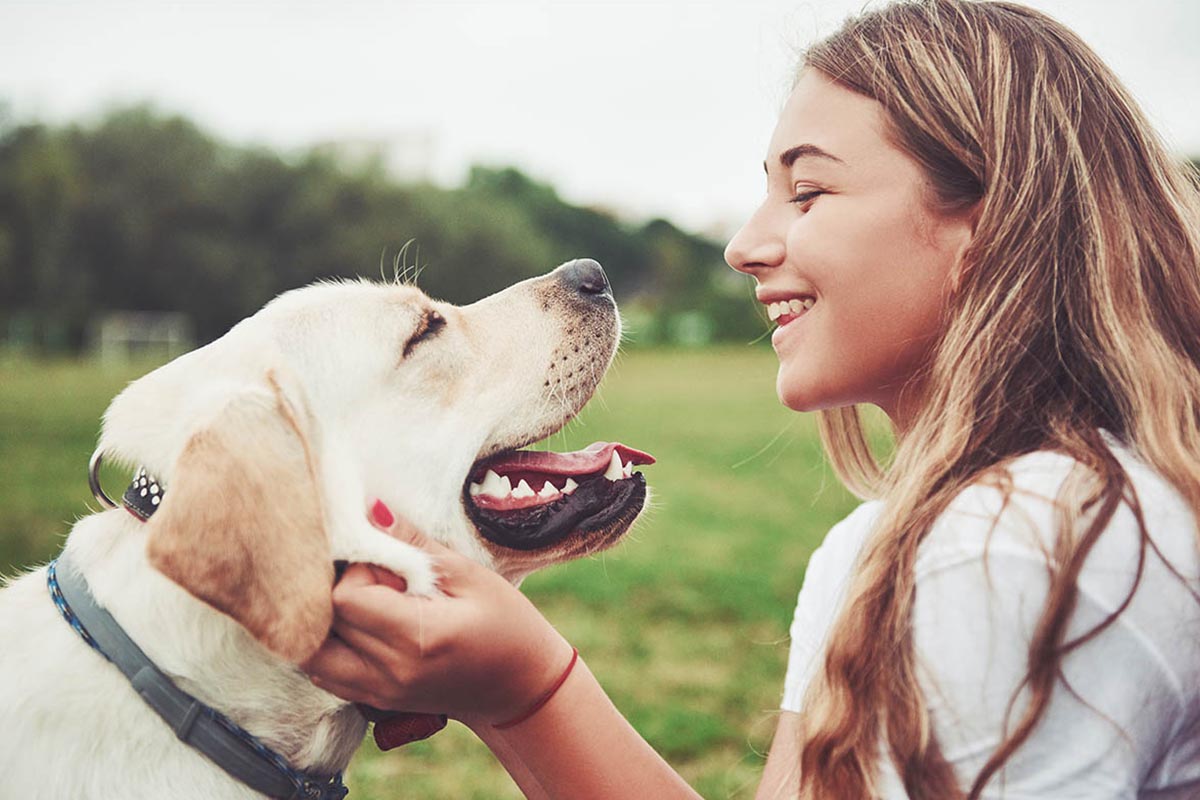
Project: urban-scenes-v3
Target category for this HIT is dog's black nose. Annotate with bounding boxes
[559,258,611,298]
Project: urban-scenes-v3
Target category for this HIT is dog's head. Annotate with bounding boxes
[97,259,651,663]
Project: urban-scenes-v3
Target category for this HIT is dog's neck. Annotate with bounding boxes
[63,511,367,774]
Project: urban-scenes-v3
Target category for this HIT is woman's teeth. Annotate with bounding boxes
[767,297,815,322]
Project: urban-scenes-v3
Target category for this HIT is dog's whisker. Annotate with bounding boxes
[391,238,425,286]
[379,247,392,284]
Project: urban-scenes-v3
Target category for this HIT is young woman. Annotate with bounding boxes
[304,1,1200,797]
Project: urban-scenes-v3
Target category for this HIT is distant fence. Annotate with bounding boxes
[621,307,716,348]
[89,311,194,363]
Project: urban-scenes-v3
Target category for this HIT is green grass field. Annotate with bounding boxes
[0,347,862,799]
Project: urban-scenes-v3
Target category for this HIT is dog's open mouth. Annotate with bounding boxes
[463,442,654,551]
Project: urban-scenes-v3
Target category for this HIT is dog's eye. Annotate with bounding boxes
[403,309,446,357]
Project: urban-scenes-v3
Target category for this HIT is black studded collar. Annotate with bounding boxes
[123,466,164,521]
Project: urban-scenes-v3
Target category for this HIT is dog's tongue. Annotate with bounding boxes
[477,441,654,478]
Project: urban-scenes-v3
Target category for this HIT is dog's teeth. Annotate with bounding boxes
[512,479,535,499]
[538,482,560,499]
[478,469,507,498]
[622,461,633,478]
[469,482,483,496]
[604,451,624,481]
[562,478,578,494]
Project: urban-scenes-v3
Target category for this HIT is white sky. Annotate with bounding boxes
[2,0,1197,237]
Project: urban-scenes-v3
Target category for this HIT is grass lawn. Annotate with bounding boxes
[0,347,863,799]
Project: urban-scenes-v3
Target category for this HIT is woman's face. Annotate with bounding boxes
[725,69,974,429]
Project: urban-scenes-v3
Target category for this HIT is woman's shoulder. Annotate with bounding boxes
[791,500,886,632]
[913,437,1200,784]
[827,497,886,544]
[810,499,886,574]
[925,435,1198,565]
[919,434,1200,689]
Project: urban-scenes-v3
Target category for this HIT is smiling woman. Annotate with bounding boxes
[725,68,976,428]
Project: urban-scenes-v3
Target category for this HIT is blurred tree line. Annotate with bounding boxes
[0,105,763,354]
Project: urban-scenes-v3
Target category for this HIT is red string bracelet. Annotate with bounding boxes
[492,646,580,730]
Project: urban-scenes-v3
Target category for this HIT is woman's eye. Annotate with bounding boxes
[790,189,825,208]
[403,310,446,357]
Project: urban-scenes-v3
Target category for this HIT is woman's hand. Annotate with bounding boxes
[302,504,574,728]
[307,505,701,800]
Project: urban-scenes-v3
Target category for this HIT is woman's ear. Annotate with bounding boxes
[948,200,982,295]
[145,370,335,664]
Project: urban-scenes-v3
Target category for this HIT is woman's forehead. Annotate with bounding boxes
[765,69,894,174]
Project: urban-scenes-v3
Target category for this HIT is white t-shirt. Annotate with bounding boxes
[781,443,1200,798]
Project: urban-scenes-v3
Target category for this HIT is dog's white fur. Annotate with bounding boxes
[0,264,626,799]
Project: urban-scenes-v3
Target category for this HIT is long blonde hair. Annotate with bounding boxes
[795,1,1200,797]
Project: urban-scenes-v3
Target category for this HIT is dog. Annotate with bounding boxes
[0,259,652,799]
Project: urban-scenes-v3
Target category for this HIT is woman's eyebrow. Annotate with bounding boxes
[763,143,846,174]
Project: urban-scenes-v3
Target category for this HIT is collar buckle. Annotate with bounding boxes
[297,777,349,800]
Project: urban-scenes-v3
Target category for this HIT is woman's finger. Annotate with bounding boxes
[329,609,424,681]
[390,514,439,549]
[370,499,444,551]
[305,634,377,681]
[368,500,477,591]
[311,662,411,713]
[332,578,433,641]
[336,561,407,593]
[318,612,451,714]
[374,500,499,599]
[311,673,376,706]
[388,512,461,560]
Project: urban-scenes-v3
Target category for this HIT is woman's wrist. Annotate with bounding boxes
[459,629,578,729]
[470,591,579,724]
[492,645,580,729]
[477,656,702,800]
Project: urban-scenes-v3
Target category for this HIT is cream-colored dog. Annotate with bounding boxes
[0,259,651,799]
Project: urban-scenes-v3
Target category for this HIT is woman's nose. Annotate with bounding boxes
[724,205,786,275]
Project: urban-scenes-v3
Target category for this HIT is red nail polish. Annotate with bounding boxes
[371,499,394,528]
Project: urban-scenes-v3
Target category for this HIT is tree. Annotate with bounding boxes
[0,105,764,352]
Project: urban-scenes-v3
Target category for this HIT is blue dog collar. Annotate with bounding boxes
[47,554,349,800]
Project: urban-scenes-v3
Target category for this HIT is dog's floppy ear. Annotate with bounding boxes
[145,370,334,664]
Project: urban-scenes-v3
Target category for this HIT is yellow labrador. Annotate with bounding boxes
[0,260,652,799]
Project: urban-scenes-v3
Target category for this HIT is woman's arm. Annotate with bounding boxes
[470,723,551,800]
[477,658,701,800]
[755,712,801,800]
[303,518,702,799]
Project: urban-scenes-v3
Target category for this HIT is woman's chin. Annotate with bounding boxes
[779,393,812,412]
[776,371,854,414]
[776,374,822,412]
